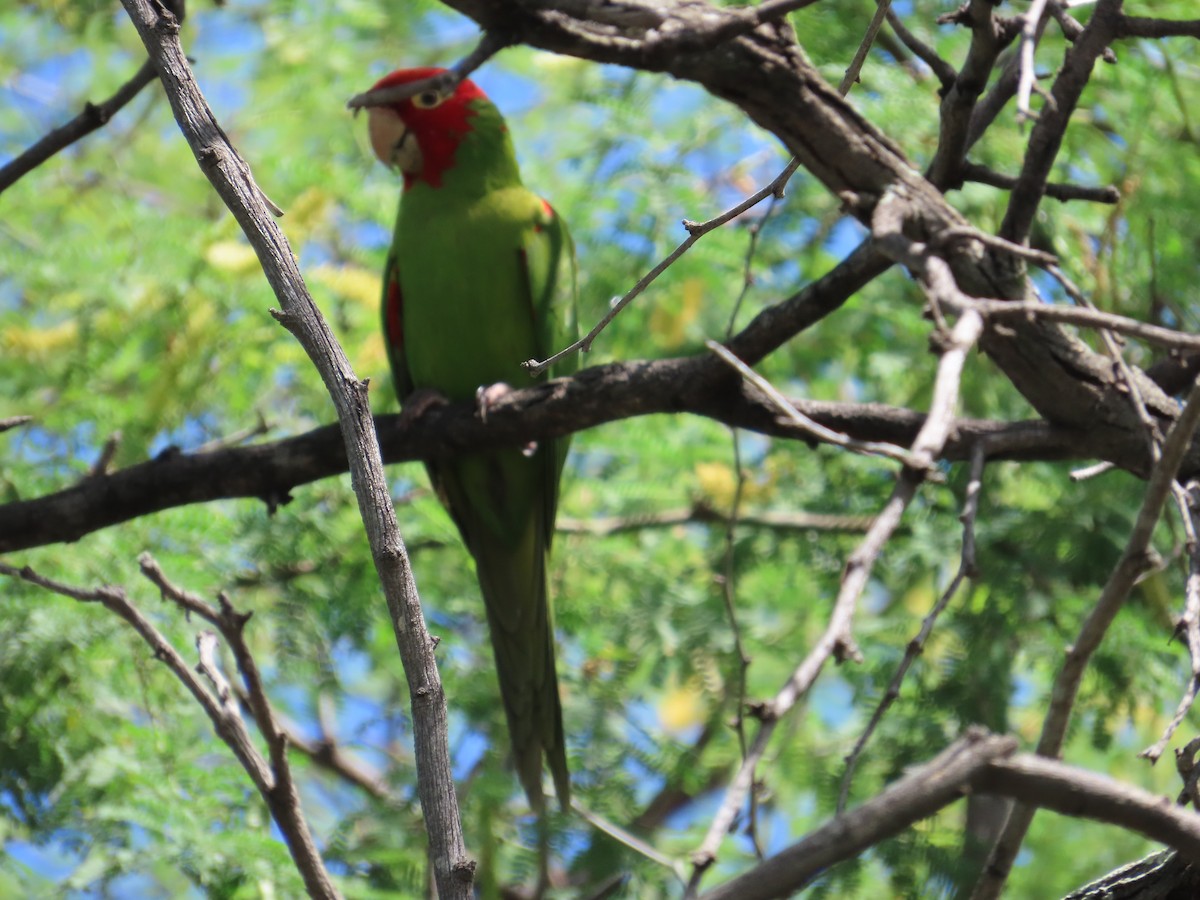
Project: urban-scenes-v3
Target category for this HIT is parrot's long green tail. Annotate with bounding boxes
[469,518,569,811]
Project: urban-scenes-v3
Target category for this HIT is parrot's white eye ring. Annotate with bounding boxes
[412,90,446,109]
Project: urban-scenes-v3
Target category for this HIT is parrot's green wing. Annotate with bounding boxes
[521,198,579,544]
[524,198,579,382]
[502,196,578,804]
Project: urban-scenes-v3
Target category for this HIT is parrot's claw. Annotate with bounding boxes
[520,441,538,458]
[475,382,514,423]
[398,388,449,429]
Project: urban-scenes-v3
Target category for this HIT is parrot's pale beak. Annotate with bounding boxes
[367,107,422,174]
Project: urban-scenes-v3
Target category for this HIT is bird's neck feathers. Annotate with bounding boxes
[406,99,523,198]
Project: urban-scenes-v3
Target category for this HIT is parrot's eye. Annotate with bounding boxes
[412,90,446,109]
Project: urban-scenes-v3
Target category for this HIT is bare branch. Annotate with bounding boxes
[951,298,1200,354]
[557,504,872,536]
[687,302,985,893]
[700,730,1020,900]
[0,561,340,899]
[838,0,892,95]
[523,158,800,375]
[928,0,1021,189]
[960,161,1121,204]
[0,60,158,195]
[886,8,957,87]
[1142,482,1200,762]
[116,0,472,893]
[573,800,687,880]
[1117,16,1200,40]
[1177,737,1200,807]
[1016,0,1052,124]
[837,442,987,812]
[706,340,929,469]
[702,731,1200,900]
[999,0,1122,242]
[973,371,1200,899]
[0,374,1083,555]
[346,30,513,109]
[0,416,34,434]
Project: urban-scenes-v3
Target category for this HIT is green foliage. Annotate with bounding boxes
[3,1,1200,897]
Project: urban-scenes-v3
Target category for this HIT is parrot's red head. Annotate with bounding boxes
[364,67,489,189]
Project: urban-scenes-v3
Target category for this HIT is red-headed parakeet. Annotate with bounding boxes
[362,67,577,810]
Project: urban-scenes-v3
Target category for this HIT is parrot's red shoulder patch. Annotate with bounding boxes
[385,277,405,348]
[533,198,555,234]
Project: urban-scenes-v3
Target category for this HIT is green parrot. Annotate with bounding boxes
[362,67,578,810]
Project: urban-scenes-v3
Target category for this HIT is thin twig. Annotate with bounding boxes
[714,189,784,861]
[346,30,513,109]
[839,0,893,94]
[523,160,800,375]
[1051,266,1166,459]
[705,341,929,470]
[1070,460,1115,482]
[556,505,873,536]
[1017,0,1052,124]
[886,8,957,85]
[84,432,123,480]
[837,441,987,812]
[195,630,234,703]
[193,412,271,454]
[233,683,405,804]
[0,560,341,899]
[0,416,33,434]
[944,298,1200,354]
[572,800,688,881]
[960,161,1120,204]
[933,225,1058,268]
[1142,481,1200,762]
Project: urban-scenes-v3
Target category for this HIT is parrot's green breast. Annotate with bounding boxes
[396,184,543,400]
[394,183,552,542]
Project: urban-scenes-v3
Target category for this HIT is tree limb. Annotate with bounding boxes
[0,369,1084,554]
[0,56,160,194]
[700,730,1200,900]
[116,1,472,894]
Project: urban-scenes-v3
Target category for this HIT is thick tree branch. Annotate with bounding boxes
[700,729,1200,900]
[0,365,1084,555]
[1116,16,1200,40]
